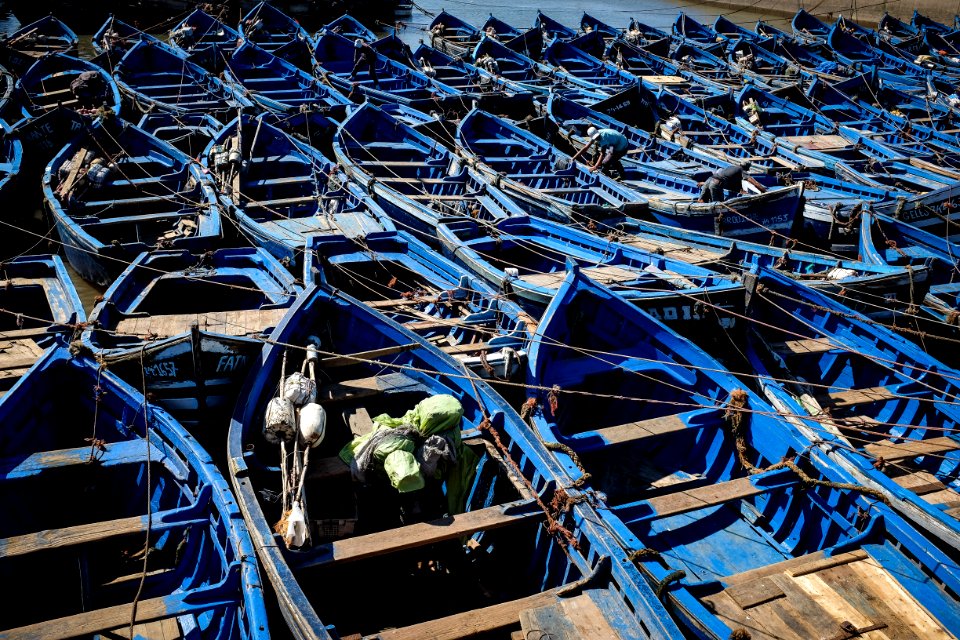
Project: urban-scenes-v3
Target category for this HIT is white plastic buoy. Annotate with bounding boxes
[264,397,296,444]
[283,371,316,405]
[299,403,327,448]
[284,501,307,547]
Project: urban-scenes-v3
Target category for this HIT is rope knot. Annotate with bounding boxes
[519,396,538,420]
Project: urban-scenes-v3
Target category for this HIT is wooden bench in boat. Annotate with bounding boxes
[519,265,640,289]
[702,548,953,639]
[643,474,793,519]
[316,372,428,404]
[0,508,206,559]
[619,237,719,264]
[519,592,624,640]
[770,338,839,356]
[863,436,960,463]
[0,581,230,640]
[293,499,541,571]
[815,385,896,409]
[365,587,566,640]
[114,308,287,338]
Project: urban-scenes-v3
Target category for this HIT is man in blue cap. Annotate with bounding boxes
[571,126,630,176]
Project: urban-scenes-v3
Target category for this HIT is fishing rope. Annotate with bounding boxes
[129,343,153,636]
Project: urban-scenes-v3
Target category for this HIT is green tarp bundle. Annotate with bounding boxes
[339,394,478,514]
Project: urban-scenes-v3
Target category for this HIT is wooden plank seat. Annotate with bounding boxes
[0,438,164,480]
[316,371,427,404]
[0,506,208,559]
[114,308,287,338]
[816,385,896,409]
[563,410,721,453]
[366,587,565,640]
[0,580,234,640]
[618,468,798,521]
[863,437,960,463]
[293,499,541,571]
[244,195,319,209]
[770,338,840,355]
[317,343,421,368]
[519,265,641,289]
[703,548,952,640]
[520,592,623,640]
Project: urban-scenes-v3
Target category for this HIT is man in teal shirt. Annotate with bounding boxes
[571,126,630,176]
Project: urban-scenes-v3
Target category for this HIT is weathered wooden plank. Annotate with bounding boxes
[786,550,870,578]
[558,594,622,639]
[0,439,157,479]
[863,437,960,463]
[366,588,564,640]
[0,596,175,640]
[294,500,541,570]
[590,414,689,446]
[892,471,947,496]
[846,556,952,639]
[0,354,40,371]
[722,550,866,587]
[0,511,202,558]
[645,475,783,519]
[115,308,286,338]
[318,343,420,368]
[770,338,838,355]
[726,576,786,610]
[316,377,384,403]
[823,386,895,408]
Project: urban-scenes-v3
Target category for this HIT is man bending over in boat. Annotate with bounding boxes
[351,38,380,88]
[571,126,630,176]
[698,161,764,202]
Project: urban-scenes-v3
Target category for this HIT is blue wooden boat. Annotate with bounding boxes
[791,8,832,42]
[92,15,163,57]
[542,36,638,94]
[317,14,377,43]
[137,112,222,159]
[313,31,459,109]
[713,15,760,41]
[652,89,818,173]
[828,23,948,80]
[437,214,744,322]
[457,108,647,223]
[858,209,960,342]
[613,215,929,312]
[303,230,534,378]
[428,10,480,57]
[649,38,756,91]
[239,2,311,53]
[228,282,679,639]
[878,12,920,44]
[82,248,300,427]
[42,118,222,287]
[673,13,728,52]
[225,41,351,114]
[334,103,525,241]
[746,265,960,549]
[578,13,624,44]
[544,92,727,181]
[0,254,85,395]
[535,11,578,42]
[169,8,241,67]
[0,117,22,198]
[527,265,960,639]
[0,344,270,638]
[470,36,596,95]
[912,9,954,34]
[112,40,254,117]
[726,38,798,82]
[204,113,393,265]
[480,14,523,41]
[409,41,531,97]
[0,15,78,74]
[606,38,729,98]
[755,34,854,78]
[755,20,793,39]
[15,54,122,121]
